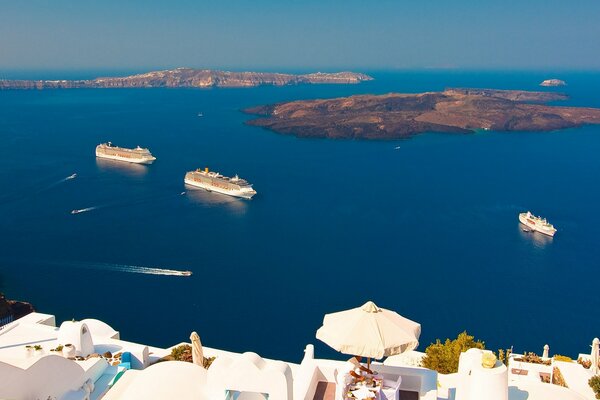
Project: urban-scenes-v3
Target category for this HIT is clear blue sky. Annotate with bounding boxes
[1,0,599,71]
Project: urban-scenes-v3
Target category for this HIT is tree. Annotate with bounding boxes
[421,331,485,374]
[589,375,600,399]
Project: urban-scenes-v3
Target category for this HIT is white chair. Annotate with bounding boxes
[334,368,346,400]
[380,375,402,400]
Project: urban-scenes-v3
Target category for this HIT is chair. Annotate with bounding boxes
[334,368,346,400]
[380,375,402,400]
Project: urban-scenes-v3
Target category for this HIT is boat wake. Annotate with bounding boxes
[40,173,78,192]
[28,260,192,277]
[71,206,99,215]
[101,263,192,276]
[70,191,183,215]
[0,174,80,205]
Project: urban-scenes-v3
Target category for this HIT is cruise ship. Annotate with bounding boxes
[519,211,557,237]
[95,142,156,164]
[184,167,257,199]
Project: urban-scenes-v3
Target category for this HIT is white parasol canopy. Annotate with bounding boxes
[316,301,421,360]
[592,338,599,375]
[190,331,204,368]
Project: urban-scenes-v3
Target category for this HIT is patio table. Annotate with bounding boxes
[347,378,382,400]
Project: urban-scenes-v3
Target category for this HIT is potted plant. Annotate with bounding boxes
[25,345,34,357]
[63,343,76,357]
[33,345,44,355]
[50,345,64,355]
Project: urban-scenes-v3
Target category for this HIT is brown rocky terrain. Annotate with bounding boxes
[244,88,600,139]
[0,68,372,89]
[0,292,34,322]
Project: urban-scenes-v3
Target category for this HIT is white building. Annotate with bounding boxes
[0,312,597,400]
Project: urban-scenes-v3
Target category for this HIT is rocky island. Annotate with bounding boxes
[540,79,566,87]
[0,68,372,90]
[244,88,600,139]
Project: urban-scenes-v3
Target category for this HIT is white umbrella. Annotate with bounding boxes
[190,331,204,368]
[542,344,549,359]
[592,338,599,375]
[316,301,421,367]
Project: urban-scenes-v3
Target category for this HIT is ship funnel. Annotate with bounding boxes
[205,167,209,173]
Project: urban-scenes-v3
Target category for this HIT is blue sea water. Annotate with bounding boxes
[0,71,599,362]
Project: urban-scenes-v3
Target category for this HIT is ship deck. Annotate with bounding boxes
[187,171,252,187]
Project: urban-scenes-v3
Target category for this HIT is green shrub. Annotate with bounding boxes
[552,367,568,387]
[590,376,600,399]
[170,344,193,362]
[514,352,551,365]
[421,331,485,374]
[203,356,216,369]
[578,357,592,369]
[553,355,572,362]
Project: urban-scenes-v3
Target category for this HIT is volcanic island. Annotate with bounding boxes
[0,68,372,89]
[244,88,600,140]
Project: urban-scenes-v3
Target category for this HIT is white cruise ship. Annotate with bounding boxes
[95,142,156,164]
[184,167,257,199]
[519,211,557,237]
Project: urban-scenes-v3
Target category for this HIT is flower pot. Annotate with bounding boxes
[63,344,76,358]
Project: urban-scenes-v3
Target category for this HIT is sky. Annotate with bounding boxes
[0,0,599,71]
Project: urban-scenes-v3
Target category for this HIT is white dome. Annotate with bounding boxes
[80,319,119,339]
[57,321,95,357]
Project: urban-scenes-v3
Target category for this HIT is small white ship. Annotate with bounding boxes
[95,142,156,164]
[184,167,257,199]
[519,211,557,237]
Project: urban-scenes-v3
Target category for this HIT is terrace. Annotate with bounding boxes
[0,311,598,400]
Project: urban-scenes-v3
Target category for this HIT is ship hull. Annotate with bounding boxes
[184,178,255,199]
[519,213,556,237]
[96,151,156,165]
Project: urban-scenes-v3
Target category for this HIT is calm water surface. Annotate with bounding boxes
[0,71,599,362]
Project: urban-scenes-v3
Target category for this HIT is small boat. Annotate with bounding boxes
[180,271,192,276]
[66,173,77,180]
[180,191,186,195]
[197,113,203,117]
[394,146,401,150]
[519,211,557,237]
[71,209,84,215]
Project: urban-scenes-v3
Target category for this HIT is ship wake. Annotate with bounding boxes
[37,173,78,193]
[35,260,192,277]
[70,206,99,214]
[97,263,192,276]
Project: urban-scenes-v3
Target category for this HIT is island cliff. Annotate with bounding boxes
[244,88,600,140]
[0,68,373,90]
[0,293,34,323]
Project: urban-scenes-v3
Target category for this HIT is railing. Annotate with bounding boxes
[0,315,14,330]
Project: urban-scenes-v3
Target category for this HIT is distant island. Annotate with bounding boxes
[540,79,566,87]
[244,88,600,140]
[0,68,373,89]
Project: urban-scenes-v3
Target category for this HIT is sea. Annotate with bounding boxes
[0,70,599,363]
